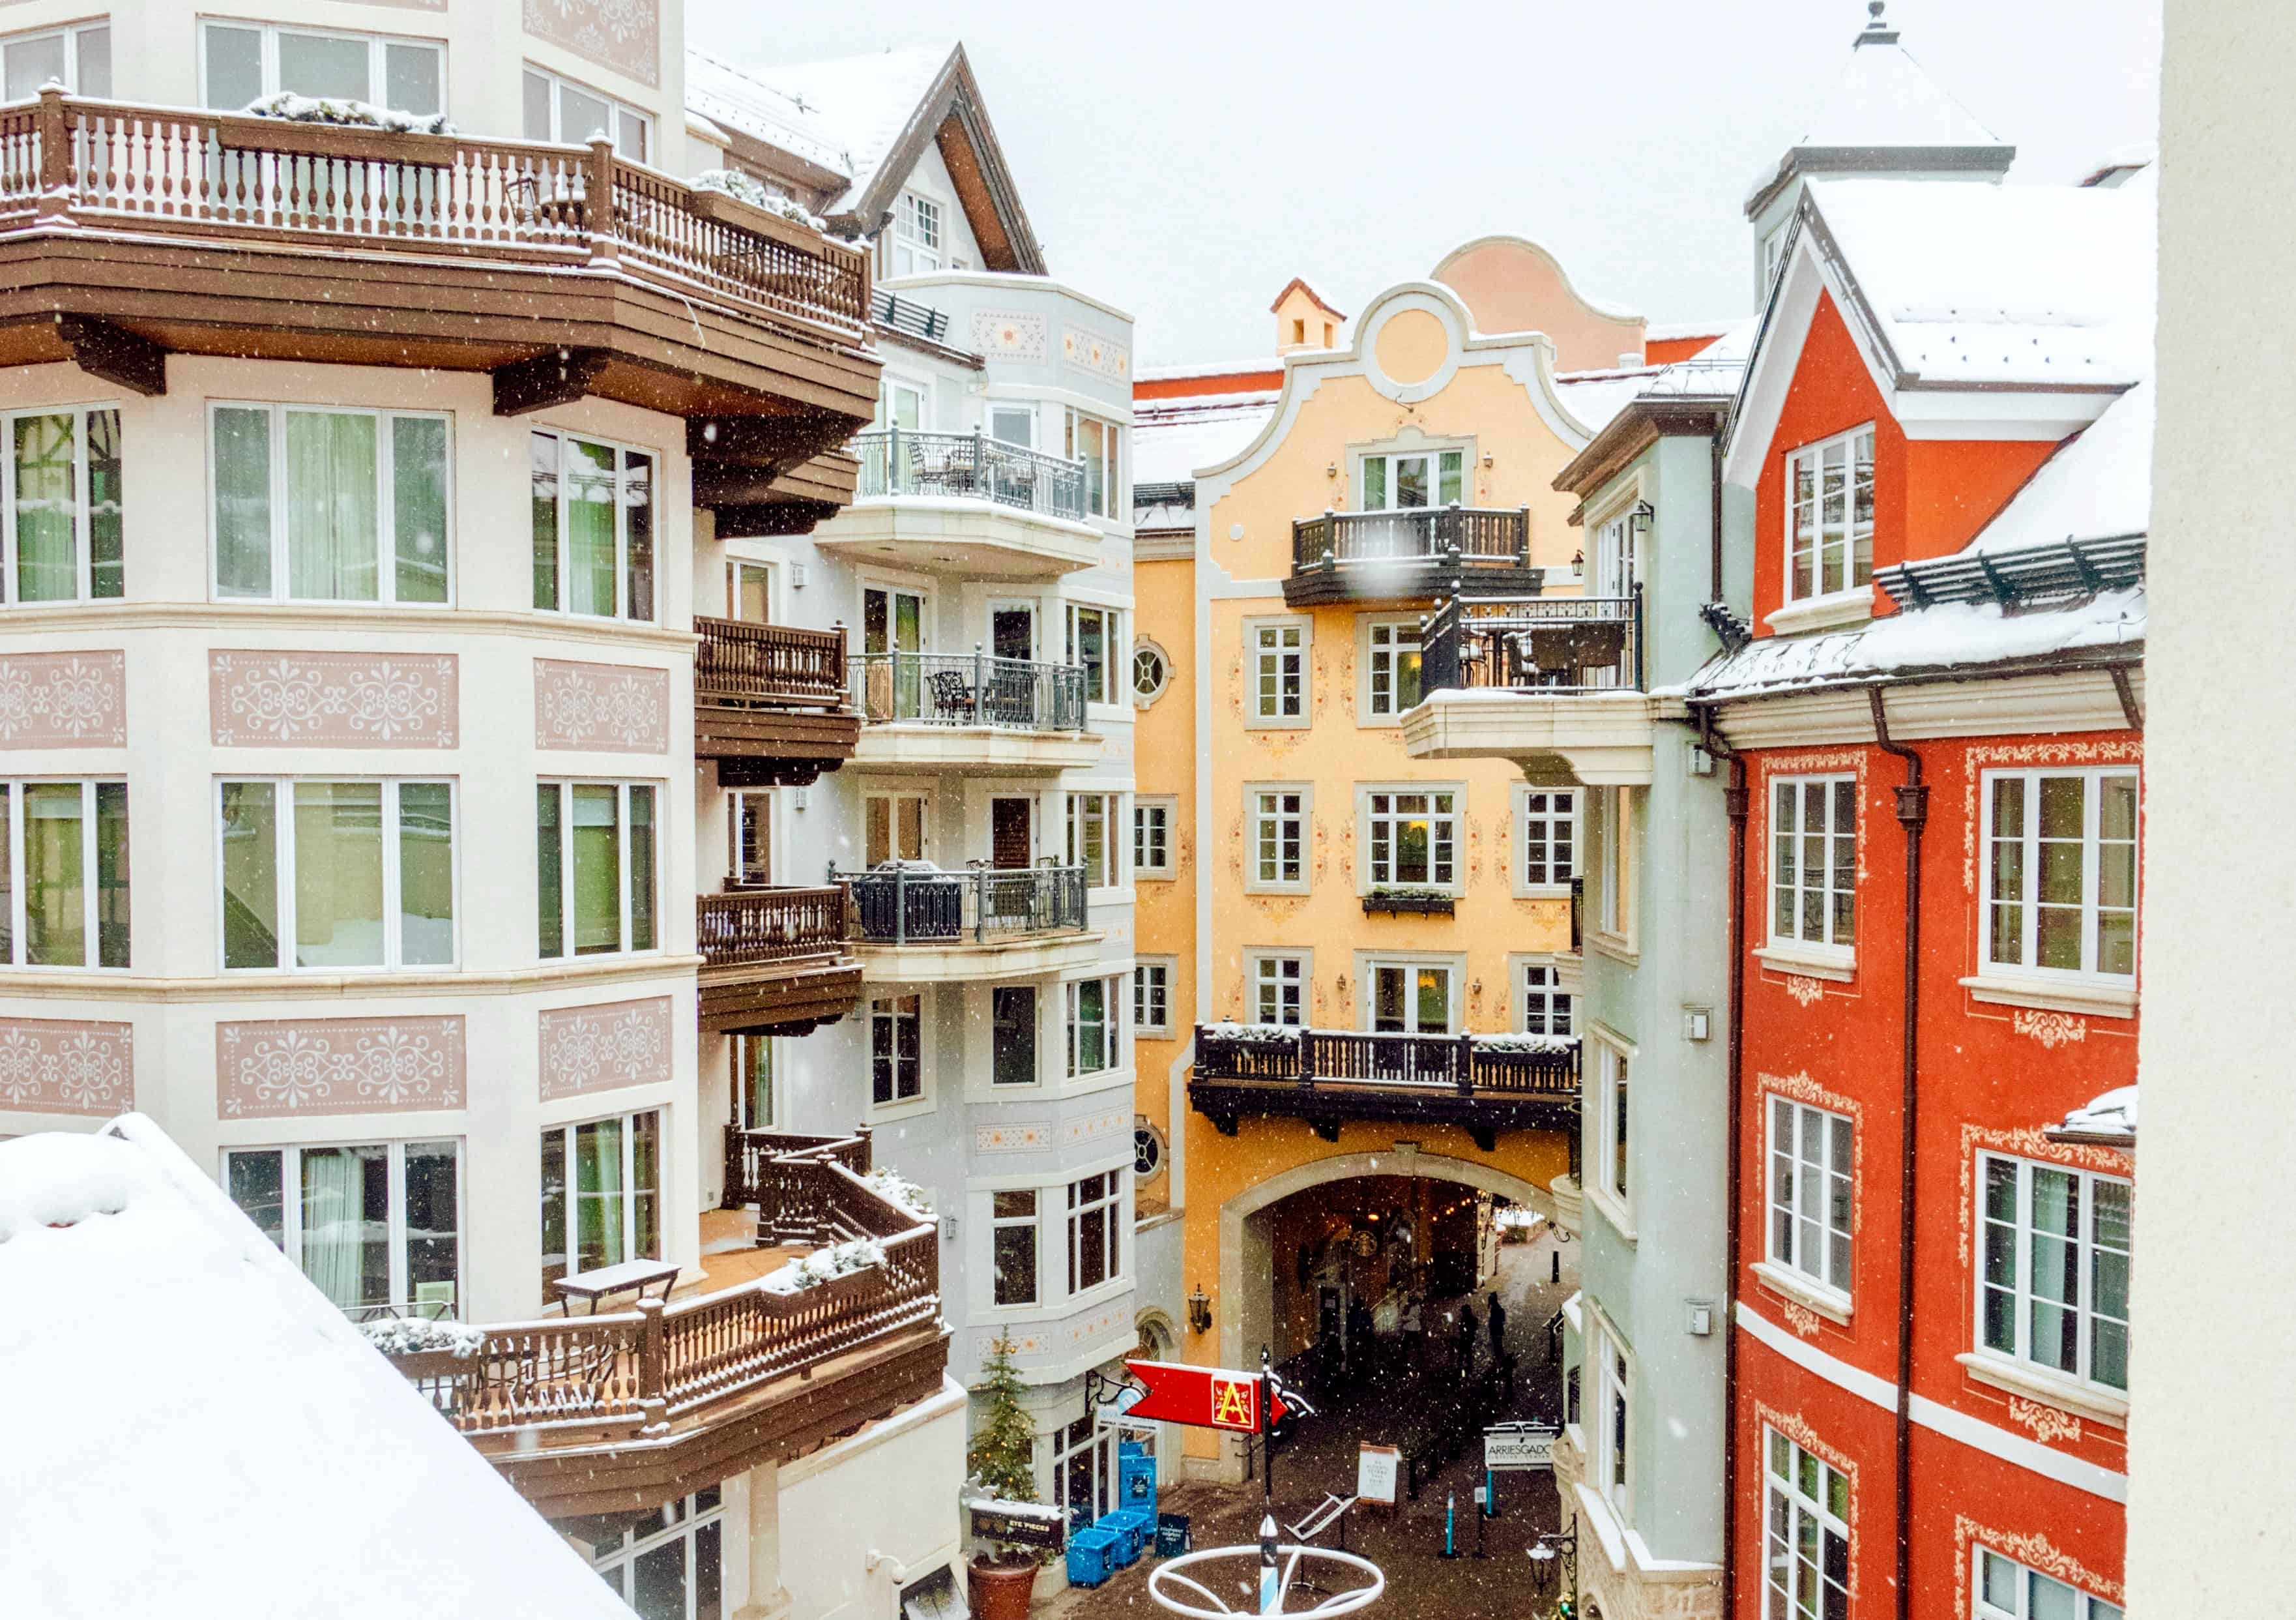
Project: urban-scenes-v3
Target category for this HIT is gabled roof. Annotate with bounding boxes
[0,1115,633,1620]
[1268,276,1348,321]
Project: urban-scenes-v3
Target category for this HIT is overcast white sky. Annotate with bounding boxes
[690,0,2160,366]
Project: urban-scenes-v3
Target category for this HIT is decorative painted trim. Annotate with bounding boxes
[2006,1396,2084,1445]
[974,1122,1051,1153]
[1956,1124,2134,1267]
[1962,739,2143,892]
[1910,1393,2127,1504]
[522,0,660,87]
[1953,1514,2125,1613]
[1785,973,1825,1006]
[1754,1401,1861,1600]
[1755,748,1869,892]
[0,650,125,746]
[1061,1108,1128,1147]
[538,996,673,1101]
[1756,1070,1866,1235]
[2011,1009,2087,1049]
[0,1018,133,1115]
[209,650,458,747]
[1060,324,1131,381]
[534,658,671,753]
[216,1016,466,1117]
[970,311,1047,362]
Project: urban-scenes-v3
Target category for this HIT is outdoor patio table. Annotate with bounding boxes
[553,1257,682,1315]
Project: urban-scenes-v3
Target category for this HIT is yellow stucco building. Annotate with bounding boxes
[1129,241,1651,1476]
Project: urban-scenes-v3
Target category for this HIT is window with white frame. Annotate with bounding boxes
[1981,768,2139,982]
[727,789,772,887]
[1974,1547,2124,1620]
[875,375,927,434]
[1066,976,1120,1077]
[1251,789,1307,889]
[1519,788,1577,889]
[3,778,128,969]
[220,779,452,971]
[870,994,923,1106]
[1591,1321,1630,1516]
[991,402,1036,447]
[203,22,441,117]
[992,986,1036,1087]
[1784,426,1876,604]
[1767,1098,1852,1298]
[3,404,122,603]
[1595,787,1631,938]
[991,1188,1038,1305]
[1977,1153,2132,1393]
[520,63,649,160]
[1600,1044,1629,1206]
[211,405,450,605]
[1250,621,1307,722]
[1370,960,1453,1034]
[1367,790,1458,890]
[1253,954,1305,1026]
[1520,962,1574,1037]
[1134,797,1173,877]
[1763,1428,1850,1620]
[864,790,928,866]
[891,192,942,276]
[227,1140,459,1318]
[1068,1169,1122,1292]
[540,1110,660,1290]
[1360,447,1464,510]
[1133,960,1172,1035]
[3,21,109,97]
[1365,621,1423,718]
[1771,776,1857,951]
[536,782,656,960]
[588,1489,723,1620]
[1065,409,1122,520]
[1067,603,1120,704]
[731,1033,774,1130]
[1132,640,1171,705]
[530,429,654,622]
[1055,1411,1116,1534]
[1068,793,1118,889]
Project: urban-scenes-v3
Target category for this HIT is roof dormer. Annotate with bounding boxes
[1270,277,1347,355]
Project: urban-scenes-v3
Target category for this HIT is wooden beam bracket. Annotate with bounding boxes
[493,347,610,416]
[55,315,168,395]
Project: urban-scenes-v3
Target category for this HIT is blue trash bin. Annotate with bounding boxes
[1067,1526,1121,1587]
[1101,1508,1154,1565]
[1120,1452,1158,1507]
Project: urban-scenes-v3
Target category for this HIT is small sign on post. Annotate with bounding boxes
[1356,1442,1402,1510]
[966,1499,1066,1553]
[1483,1421,1558,1471]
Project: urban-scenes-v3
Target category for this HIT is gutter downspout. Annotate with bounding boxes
[1699,706,1748,1617]
[1868,685,1928,1620]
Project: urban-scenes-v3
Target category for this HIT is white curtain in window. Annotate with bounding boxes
[299,1148,363,1309]
[286,411,379,601]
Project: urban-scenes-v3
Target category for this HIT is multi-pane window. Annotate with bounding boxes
[1785,426,1876,602]
[1065,410,1122,520]
[1132,642,1170,703]
[1367,790,1457,889]
[892,192,942,276]
[1361,448,1464,509]
[536,782,656,960]
[1597,788,1631,937]
[864,791,928,866]
[1251,622,1306,722]
[1066,976,1120,1077]
[203,23,442,117]
[727,789,772,887]
[520,64,649,161]
[530,430,654,622]
[220,780,452,971]
[1982,769,2139,981]
[1975,1548,2124,1620]
[212,405,450,604]
[1068,1170,1122,1293]
[731,1034,774,1130]
[589,1492,723,1620]
[1253,954,1305,1026]
[1133,961,1172,1035]
[1366,621,1423,717]
[1067,603,1119,703]
[227,1140,459,1319]
[1602,1046,1630,1204]
[1134,799,1172,876]
[1520,963,1574,1037]
[870,994,923,1106]
[1371,962,1452,1035]
[991,986,1036,1087]
[1978,1153,2132,1392]
[1768,1099,1853,1297]
[1068,792,1118,888]
[3,405,122,603]
[1057,1411,1116,1533]
[540,1111,661,1290]
[3,22,110,97]
[1763,1428,1850,1620]
[1,780,128,969]
[1590,1323,1629,1514]
[1771,776,1857,950]
[1252,789,1306,888]
[992,1189,1038,1305]
[1520,789,1577,888]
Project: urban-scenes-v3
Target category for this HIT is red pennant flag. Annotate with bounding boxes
[1124,1359,1288,1432]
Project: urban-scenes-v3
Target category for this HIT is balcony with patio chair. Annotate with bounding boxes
[810,428,1105,579]
[846,650,1103,773]
[1285,504,1541,606]
[830,861,1100,981]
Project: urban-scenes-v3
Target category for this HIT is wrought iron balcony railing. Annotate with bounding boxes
[1290,505,1532,572]
[851,428,1088,521]
[832,863,1088,945]
[1420,588,1646,695]
[848,651,1086,731]
[1191,1025,1580,1098]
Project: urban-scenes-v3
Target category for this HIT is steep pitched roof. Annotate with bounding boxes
[1268,276,1348,321]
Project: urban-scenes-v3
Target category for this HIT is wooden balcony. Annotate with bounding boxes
[1285,506,1539,606]
[0,91,878,509]
[383,1140,944,1520]
[1189,1025,1580,1151]
[694,618,861,787]
[697,885,861,1037]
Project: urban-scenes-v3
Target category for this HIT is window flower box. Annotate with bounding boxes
[1362,887,1456,917]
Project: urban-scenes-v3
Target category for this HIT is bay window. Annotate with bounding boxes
[1784,425,1875,603]
[4,405,122,603]
[211,404,450,604]
[530,429,655,623]
[1981,768,2139,982]
[1,779,128,969]
[1066,975,1120,1077]
[1978,1153,2132,1393]
[1064,409,1122,519]
[1771,776,1857,952]
[520,63,648,161]
[870,994,923,1106]
[220,778,454,971]
[992,1189,1038,1306]
[536,782,656,959]
[589,1490,722,1620]
[203,22,443,117]
[540,1110,661,1291]
[1367,789,1458,889]
[1767,1098,1853,1298]
[1763,1428,1850,1620]
[1067,1169,1122,1292]
[227,1140,459,1318]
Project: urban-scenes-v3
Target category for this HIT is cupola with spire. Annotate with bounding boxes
[1746,1,2014,299]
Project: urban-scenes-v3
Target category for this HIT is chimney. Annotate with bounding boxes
[1270,277,1348,357]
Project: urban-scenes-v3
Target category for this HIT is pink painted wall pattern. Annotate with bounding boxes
[216,1017,468,1118]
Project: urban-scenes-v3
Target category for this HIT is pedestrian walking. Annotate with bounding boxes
[1487,1291,1507,1359]
[1458,1301,1478,1371]
[1402,1295,1424,1371]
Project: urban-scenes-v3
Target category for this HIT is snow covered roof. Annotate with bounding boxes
[1137,357,1285,384]
[1554,370,1661,439]
[0,1116,633,1620]
[1133,394,1279,487]
[687,48,855,181]
[1969,380,2153,554]
[1646,318,1746,343]
[2048,1086,2138,1147]
[718,43,958,214]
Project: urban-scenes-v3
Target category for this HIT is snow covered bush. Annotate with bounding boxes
[760,1235,886,1295]
[241,92,454,137]
[861,1168,934,1220]
[1472,1032,1580,1055]
[693,168,828,231]
[360,1316,486,1358]
[1201,1021,1301,1046]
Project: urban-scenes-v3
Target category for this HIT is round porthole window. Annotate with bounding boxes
[1132,641,1171,707]
[1134,1120,1165,1179]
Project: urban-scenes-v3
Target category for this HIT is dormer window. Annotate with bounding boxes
[1361,449,1464,511]
[1292,319,1306,345]
[1784,426,1875,603]
[892,193,942,277]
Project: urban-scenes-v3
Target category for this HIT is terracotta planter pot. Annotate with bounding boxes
[968,1557,1039,1620]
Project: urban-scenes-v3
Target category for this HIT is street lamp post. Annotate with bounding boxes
[1526,1527,1579,1617]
